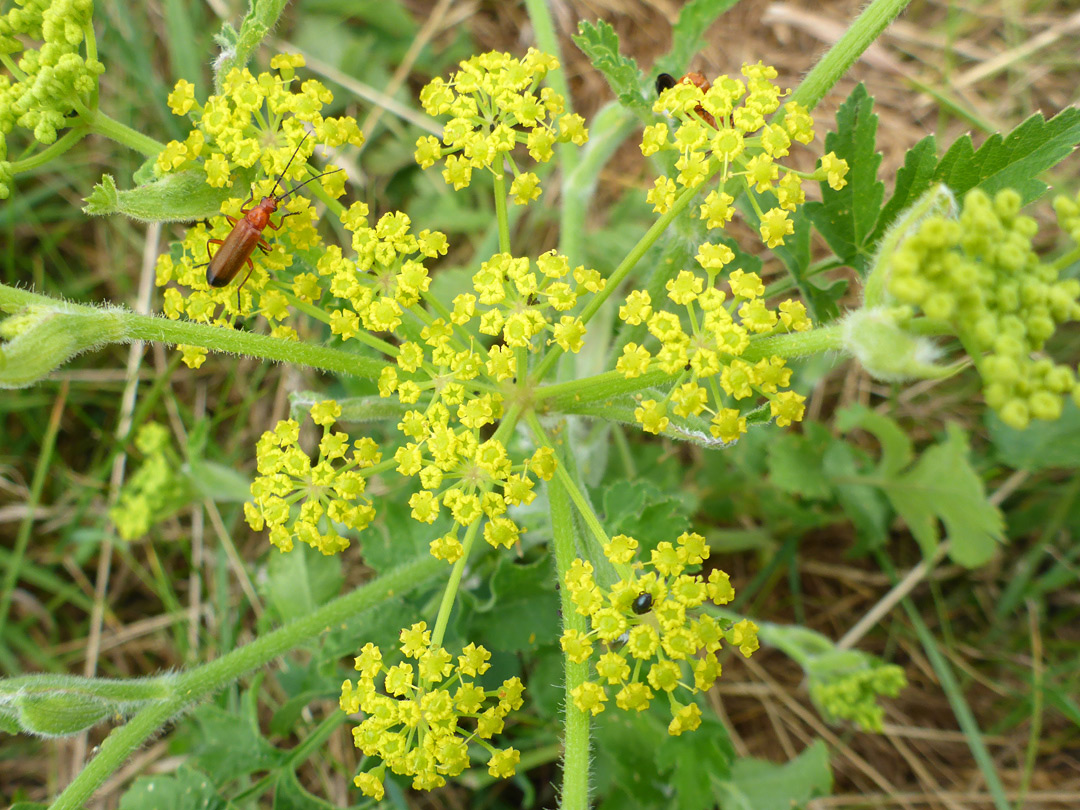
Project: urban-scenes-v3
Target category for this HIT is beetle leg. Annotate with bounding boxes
[197,238,225,268]
[266,210,299,231]
[225,214,238,227]
[234,257,257,313]
[239,185,256,216]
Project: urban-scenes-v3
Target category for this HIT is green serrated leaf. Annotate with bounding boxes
[822,440,889,554]
[934,107,1080,203]
[805,83,884,277]
[119,764,223,810]
[720,740,832,810]
[189,704,284,784]
[835,404,914,478]
[766,425,833,500]
[274,768,338,810]
[660,0,741,75]
[263,542,343,623]
[572,20,647,112]
[602,479,691,551]
[868,135,938,246]
[467,555,559,652]
[881,424,1004,566]
[83,169,242,222]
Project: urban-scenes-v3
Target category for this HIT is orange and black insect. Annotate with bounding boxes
[203,133,340,311]
[655,71,716,128]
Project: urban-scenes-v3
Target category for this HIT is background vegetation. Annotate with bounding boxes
[2,0,1079,807]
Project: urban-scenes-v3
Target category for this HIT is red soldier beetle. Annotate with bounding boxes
[655,71,716,128]
[202,133,341,313]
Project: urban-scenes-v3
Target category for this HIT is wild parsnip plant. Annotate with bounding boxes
[3,0,1080,808]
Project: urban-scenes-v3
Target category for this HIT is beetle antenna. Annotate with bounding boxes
[271,132,310,197]
[275,168,344,201]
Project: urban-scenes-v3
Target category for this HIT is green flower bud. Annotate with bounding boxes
[0,304,124,388]
[0,673,173,737]
[1029,391,1063,422]
[842,308,955,382]
[999,398,1030,431]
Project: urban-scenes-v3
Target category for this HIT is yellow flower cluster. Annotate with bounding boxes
[155,55,361,349]
[340,623,524,799]
[415,49,588,201]
[561,531,758,734]
[618,271,811,441]
[159,54,362,185]
[644,61,847,242]
[243,401,381,555]
[621,61,840,440]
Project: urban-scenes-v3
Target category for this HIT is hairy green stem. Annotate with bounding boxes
[430,515,484,648]
[429,401,524,646]
[546,456,591,810]
[523,0,583,265]
[8,128,90,174]
[87,110,165,157]
[535,324,847,409]
[789,0,914,113]
[47,555,444,810]
[0,283,388,381]
[493,170,511,255]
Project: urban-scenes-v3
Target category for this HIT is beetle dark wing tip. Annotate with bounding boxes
[207,273,230,288]
[655,73,677,94]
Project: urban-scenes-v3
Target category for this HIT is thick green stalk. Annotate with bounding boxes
[87,111,165,157]
[48,555,444,810]
[547,462,590,810]
[789,0,914,112]
[523,0,582,264]
[8,128,90,174]
[430,516,484,648]
[0,283,388,382]
[535,324,847,410]
[493,170,511,255]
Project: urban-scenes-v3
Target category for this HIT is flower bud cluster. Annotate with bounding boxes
[886,188,1080,429]
[808,656,906,733]
[0,0,105,197]
[415,49,587,201]
[243,401,381,555]
[617,272,811,441]
[109,423,190,541]
[561,531,758,734]
[340,623,523,799]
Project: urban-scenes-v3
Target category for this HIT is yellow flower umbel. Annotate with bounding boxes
[155,55,363,341]
[244,400,380,555]
[415,49,588,200]
[623,61,840,441]
[618,270,811,442]
[340,623,524,799]
[561,531,757,735]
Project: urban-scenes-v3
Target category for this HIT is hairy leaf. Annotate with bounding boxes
[720,740,832,810]
[572,20,647,112]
